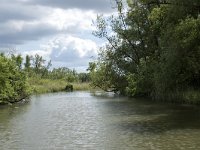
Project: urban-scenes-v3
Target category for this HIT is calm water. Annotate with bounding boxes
[1,91,200,150]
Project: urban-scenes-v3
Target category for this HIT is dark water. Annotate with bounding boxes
[1,91,200,150]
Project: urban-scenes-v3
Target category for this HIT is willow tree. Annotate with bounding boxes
[92,0,158,95]
[91,0,200,101]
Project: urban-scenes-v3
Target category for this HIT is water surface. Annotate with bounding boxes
[1,91,200,150]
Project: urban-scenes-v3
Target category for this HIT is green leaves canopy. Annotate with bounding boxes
[90,0,200,101]
[0,55,30,104]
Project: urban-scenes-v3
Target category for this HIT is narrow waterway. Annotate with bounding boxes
[1,91,200,150]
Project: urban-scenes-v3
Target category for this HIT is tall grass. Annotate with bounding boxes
[153,88,200,104]
[182,88,200,104]
[28,78,67,94]
[72,82,91,91]
[28,77,92,94]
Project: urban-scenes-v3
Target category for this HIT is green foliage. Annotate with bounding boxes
[11,54,23,69]
[33,54,45,73]
[0,52,92,104]
[125,74,137,96]
[78,73,90,82]
[72,82,91,91]
[47,67,78,82]
[89,62,116,92]
[0,55,31,104]
[154,16,200,99]
[22,53,92,94]
[90,0,200,103]
[28,77,67,94]
[28,77,91,94]
[24,55,31,71]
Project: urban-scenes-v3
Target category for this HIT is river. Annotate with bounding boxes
[1,91,200,150]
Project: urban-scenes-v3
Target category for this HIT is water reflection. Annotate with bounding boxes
[0,91,200,149]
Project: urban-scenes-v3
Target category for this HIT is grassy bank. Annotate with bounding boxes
[72,82,91,91]
[181,89,200,104]
[28,77,92,94]
[153,88,200,104]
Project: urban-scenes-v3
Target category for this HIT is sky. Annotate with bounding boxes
[0,0,116,72]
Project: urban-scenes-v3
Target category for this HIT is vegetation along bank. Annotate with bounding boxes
[0,53,91,105]
[1,0,200,105]
[88,0,200,104]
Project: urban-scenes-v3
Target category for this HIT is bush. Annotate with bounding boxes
[0,55,31,104]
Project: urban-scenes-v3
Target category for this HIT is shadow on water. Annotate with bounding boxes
[116,107,200,134]
[92,92,200,134]
[0,101,30,126]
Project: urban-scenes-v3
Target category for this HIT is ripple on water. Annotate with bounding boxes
[1,91,200,149]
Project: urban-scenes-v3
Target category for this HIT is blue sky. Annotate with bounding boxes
[0,0,115,72]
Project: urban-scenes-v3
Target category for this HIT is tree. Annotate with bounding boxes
[11,54,23,70]
[33,54,45,73]
[24,55,31,70]
[92,0,156,94]
[90,0,200,101]
[0,55,30,104]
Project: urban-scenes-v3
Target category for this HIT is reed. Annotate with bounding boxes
[28,77,92,94]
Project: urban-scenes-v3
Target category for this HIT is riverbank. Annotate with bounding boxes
[28,77,92,94]
[1,77,200,105]
[0,78,94,105]
[157,89,200,105]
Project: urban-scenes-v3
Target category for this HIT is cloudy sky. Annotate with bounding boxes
[0,0,116,72]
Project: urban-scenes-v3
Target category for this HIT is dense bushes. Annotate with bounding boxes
[0,55,30,104]
[0,53,91,104]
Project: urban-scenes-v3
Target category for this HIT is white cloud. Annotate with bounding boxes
[0,0,114,71]
[0,7,98,46]
[45,8,96,32]
[22,35,98,70]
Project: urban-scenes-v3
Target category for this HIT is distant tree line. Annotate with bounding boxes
[0,53,90,104]
[23,54,90,83]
